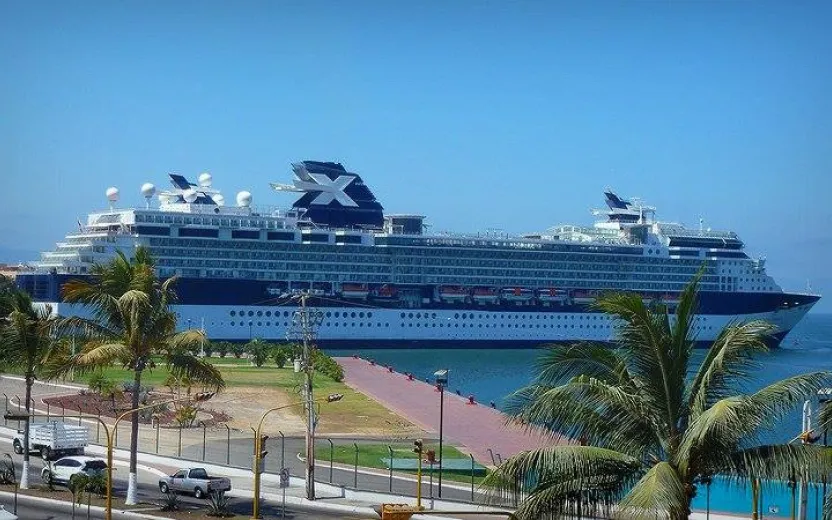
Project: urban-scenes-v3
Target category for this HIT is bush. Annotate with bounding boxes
[312,350,344,382]
[206,490,232,517]
[87,373,112,395]
[230,343,246,359]
[160,490,180,511]
[273,349,288,368]
[215,342,229,358]
[247,339,270,367]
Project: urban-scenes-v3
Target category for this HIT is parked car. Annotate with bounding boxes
[13,421,88,460]
[41,456,107,486]
[158,468,232,498]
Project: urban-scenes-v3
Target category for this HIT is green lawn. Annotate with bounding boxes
[64,361,416,435]
[317,442,490,485]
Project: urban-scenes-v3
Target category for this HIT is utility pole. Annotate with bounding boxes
[300,292,316,500]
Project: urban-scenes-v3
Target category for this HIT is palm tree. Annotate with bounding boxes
[487,278,832,520]
[0,290,62,489]
[54,247,224,504]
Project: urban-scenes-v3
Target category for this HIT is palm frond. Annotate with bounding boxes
[483,445,642,520]
[687,320,775,418]
[718,444,831,484]
[72,343,132,370]
[532,343,635,387]
[677,371,831,472]
[595,292,681,444]
[617,461,687,520]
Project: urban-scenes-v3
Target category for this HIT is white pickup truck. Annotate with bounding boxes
[158,468,232,499]
[12,422,88,460]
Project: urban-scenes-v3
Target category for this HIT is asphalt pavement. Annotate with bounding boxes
[1,457,370,520]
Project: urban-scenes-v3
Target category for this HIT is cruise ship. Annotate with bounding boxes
[17,161,819,348]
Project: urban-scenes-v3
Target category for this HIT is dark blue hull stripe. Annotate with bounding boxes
[16,274,819,316]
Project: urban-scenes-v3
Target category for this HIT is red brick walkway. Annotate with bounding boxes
[337,356,565,465]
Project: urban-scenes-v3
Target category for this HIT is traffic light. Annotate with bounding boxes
[257,435,270,473]
[413,439,423,455]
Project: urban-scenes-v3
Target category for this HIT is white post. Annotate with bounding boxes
[798,400,811,520]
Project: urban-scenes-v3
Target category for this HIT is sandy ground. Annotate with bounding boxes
[209,386,307,433]
[205,386,424,437]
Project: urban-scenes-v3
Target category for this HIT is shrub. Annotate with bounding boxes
[206,490,232,517]
[247,339,270,367]
[230,343,246,359]
[312,350,344,382]
[215,342,229,358]
[273,349,288,368]
[87,372,112,395]
[161,490,180,511]
[174,404,198,428]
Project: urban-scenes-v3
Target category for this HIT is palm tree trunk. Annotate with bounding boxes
[20,375,33,489]
[124,369,142,505]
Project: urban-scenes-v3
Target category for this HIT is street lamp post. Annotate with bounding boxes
[5,392,214,520]
[434,369,448,498]
[251,393,343,519]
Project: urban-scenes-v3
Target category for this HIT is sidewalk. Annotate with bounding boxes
[337,357,563,465]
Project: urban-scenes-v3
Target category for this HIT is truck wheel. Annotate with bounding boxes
[12,440,23,455]
[194,487,204,499]
[40,446,52,460]
[159,482,169,494]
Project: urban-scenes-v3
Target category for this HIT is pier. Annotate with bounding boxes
[337,356,563,465]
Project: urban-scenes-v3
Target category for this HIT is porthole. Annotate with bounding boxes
[431,313,436,319]
[359,312,365,318]
[257,311,263,317]
[230,321,235,326]
[400,312,406,318]
[417,313,422,318]
[266,311,272,317]
[283,311,289,317]
[230,311,236,317]
[326,312,331,318]
[409,313,414,318]
[248,311,254,317]
[335,312,340,318]
[257,322,262,326]
[368,312,373,318]
[351,312,357,318]
[454,313,459,319]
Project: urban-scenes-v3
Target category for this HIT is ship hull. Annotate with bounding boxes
[35,293,818,349]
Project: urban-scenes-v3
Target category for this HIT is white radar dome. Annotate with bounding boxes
[158,193,173,205]
[198,172,213,187]
[213,194,225,206]
[236,191,252,207]
[140,183,156,198]
[183,188,199,203]
[106,187,120,202]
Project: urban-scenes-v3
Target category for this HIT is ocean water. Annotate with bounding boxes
[338,312,832,517]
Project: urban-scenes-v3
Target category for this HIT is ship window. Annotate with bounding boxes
[257,311,263,317]
[266,311,272,317]
[230,311,236,317]
[400,312,405,318]
[248,311,254,317]
[368,312,373,318]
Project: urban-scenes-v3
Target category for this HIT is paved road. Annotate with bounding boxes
[3,457,369,519]
[176,435,487,503]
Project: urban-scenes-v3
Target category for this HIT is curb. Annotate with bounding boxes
[0,489,171,519]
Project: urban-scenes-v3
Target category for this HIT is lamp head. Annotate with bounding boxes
[434,369,449,386]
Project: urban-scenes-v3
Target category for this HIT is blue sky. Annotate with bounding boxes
[1,1,830,310]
